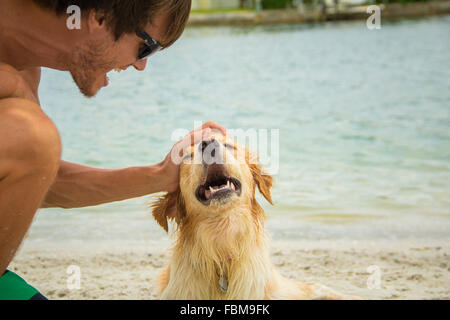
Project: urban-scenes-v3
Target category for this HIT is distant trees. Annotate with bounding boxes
[374,0,430,3]
[261,0,295,9]
[234,0,431,10]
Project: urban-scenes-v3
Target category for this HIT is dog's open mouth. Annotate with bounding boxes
[195,174,242,206]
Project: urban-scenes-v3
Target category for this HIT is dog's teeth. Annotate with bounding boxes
[230,182,235,190]
[209,186,214,193]
[227,180,230,188]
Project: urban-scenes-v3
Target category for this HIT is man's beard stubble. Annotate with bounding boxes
[69,39,116,98]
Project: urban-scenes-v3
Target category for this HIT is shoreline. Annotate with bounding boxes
[187,1,450,26]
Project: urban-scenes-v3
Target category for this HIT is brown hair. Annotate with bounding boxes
[32,0,191,47]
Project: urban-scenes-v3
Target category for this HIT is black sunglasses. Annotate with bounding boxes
[136,31,162,60]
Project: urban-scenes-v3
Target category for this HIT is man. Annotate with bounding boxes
[0,0,225,299]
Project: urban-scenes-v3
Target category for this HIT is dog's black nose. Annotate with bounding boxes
[200,139,221,164]
[200,138,217,154]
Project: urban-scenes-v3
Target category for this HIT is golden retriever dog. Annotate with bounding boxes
[151,132,358,300]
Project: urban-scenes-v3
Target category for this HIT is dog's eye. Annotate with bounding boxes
[224,143,235,150]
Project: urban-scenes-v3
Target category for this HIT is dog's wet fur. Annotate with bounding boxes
[151,132,359,299]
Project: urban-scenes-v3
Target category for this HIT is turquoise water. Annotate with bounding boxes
[30,16,450,244]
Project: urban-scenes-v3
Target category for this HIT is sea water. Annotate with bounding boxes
[30,16,450,244]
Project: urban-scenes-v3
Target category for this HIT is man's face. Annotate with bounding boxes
[69,14,169,97]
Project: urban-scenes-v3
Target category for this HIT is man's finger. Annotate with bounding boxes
[170,125,224,165]
[202,121,227,136]
[182,127,209,147]
[174,128,209,155]
[186,121,226,145]
[176,122,226,154]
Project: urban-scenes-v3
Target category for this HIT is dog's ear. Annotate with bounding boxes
[249,163,274,205]
[151,189,186,232]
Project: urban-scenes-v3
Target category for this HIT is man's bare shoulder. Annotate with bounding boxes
[0,63,45,124]
[0,63,39,104]
[0,97,57,152]
[0,63,22,97]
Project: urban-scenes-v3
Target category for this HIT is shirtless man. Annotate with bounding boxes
[0,0,225,299]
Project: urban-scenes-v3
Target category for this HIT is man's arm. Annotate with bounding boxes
[42,121,227,209]
[0,97,61,276]
[41,161,167,208]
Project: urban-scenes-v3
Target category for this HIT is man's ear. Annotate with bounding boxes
[87,9,107,33]
[249,163,274,205]
[150,189,186,233]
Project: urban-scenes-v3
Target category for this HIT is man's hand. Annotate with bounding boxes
[41,121,227,209]
[158,121,227,193]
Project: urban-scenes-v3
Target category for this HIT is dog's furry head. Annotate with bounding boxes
[152,132,273,233]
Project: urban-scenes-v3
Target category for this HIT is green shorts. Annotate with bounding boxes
[0,270,47,300]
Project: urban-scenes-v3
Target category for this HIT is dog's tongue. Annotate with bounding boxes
[205,189,211,200]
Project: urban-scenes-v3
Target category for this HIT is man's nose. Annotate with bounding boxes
[133,59,147,71]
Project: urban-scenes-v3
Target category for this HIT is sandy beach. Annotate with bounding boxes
[9,239,449,300]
